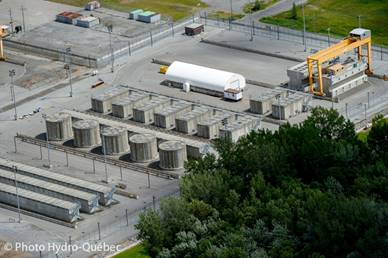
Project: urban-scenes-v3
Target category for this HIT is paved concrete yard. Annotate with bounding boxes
[0,0,79,32]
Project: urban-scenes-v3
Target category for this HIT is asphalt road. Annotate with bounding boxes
[240,0,297,23]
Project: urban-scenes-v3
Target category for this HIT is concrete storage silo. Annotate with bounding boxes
[45,113,73,141]
[72,120,101,148]
[129,133,158,162]
[101,126,129,155]
[159,141,187,170]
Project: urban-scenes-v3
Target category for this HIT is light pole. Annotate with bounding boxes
[65,47,73,97]
[230,0,233,21]
[107,24,114,73]
[102,136,108,183]
[21,5,26,32]
[9,69,17,120]
[9,9,14,34]
[13,165,21,223]
[327,27,331,46]
[301,0,307,52]
[358,15,362,28]
[42,113,51,168]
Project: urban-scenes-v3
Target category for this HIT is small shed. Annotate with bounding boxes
[185,23,204,36]
[56,12,82,24]
[137,11,161,23]
[85,1,101,11]
[129,9,144,20]
[76,16,100,28]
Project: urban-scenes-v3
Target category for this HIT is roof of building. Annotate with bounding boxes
[0,158,114,195]
[0,182,79,210]
[57,12,82,19]
[0,169,97,202]
[140,11,156,16]
[185,23,204,29]
[130,9,144,14]
[165,61,246,92]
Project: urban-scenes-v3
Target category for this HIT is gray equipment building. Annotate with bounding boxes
[0,158,116,206]
[0,182,80,223]
[0,169,99,214]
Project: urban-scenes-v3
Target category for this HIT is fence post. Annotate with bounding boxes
[277,24,280,40]
[126,209,129,227]
[14,136,17,153]
[97,222,101,240]
[381,47,383,61]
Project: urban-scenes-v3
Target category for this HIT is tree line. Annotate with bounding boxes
[136,107,388,258]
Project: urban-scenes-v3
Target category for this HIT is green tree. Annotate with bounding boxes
[291,2,298,20]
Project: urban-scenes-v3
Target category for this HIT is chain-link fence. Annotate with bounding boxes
[338,91,388,130]
[199,14,388,62]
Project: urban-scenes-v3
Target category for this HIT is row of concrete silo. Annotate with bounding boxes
[0,158,115,223]
[45,114,188,170]
[250,90,311,120]
[91,87,261,142]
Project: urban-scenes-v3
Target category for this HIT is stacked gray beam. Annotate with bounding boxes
[250,90,287,115]
[0,158,115,206]
[154,101,192,129]
[0,169,99,214]
[0,182,80,223]
[219,117,258,142]
[91,85,129,114]
[45,113,73,141]
[129,133,158,163]
[73,119,101,148]
[133,96,170,125]
[175,106,212,135]
[112,92,149,118]
[101,126,129,155]
[159,141,187,170]
[197,112,235,139]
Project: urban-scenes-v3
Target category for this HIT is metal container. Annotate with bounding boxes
[129,133,158,162]
[72,120,101,148]
[101,126,129,155]
[45,113,73,141]
[159,141,187,170]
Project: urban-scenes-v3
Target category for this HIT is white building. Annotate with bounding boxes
[165,61,246,100]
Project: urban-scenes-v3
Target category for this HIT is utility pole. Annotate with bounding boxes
[107,24,114,73]
[9,69,17,120]
[327,27,331,46]
[21,6,26,32]
[13,166,21,223]
[230,0,233,22]
[301,0,307,52]
[9,9,14,34]
[65,47,73,97]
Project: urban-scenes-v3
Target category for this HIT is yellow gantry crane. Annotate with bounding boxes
[307,28,372,96]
